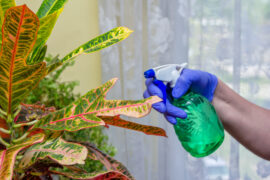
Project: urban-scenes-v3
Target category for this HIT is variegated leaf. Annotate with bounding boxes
[100,115,167,137]
[50,168,131,180]
[0,0,15,18]
[0,0,16,47]
[0,5,46,114]
[61,27,133,62]
[46,27,133,74]
[0,133,44,180]
[33,78,161,131]
[36,0,68,18]
[27,9,63,65]
[81,143,134,180]
[19,137,88,169]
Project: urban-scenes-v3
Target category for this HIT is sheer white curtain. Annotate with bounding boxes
[98,0,270,179]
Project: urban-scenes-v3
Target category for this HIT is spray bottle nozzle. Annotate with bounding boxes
[144,63,187,87]
[144,69,155,78]
[144,63,187,103]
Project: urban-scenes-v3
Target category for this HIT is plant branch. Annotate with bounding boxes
[0,114,5,119]
[0,135,10,147]
[12,132,30,143]
[13,120,38,128]
[14,106,21,117]
[7,114,12,123]
[0,108,7,120]
[0,108,7,116]
[0,128,11,134]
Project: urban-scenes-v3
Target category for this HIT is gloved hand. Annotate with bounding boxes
[143,68,218,125]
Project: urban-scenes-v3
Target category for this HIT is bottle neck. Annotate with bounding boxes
[166,85,192,103]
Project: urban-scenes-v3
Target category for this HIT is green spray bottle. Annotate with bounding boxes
[144,63,224,157]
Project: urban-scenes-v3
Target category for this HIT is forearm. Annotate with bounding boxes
[212,79,270,160]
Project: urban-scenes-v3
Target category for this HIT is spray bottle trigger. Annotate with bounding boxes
[153,79,167,104]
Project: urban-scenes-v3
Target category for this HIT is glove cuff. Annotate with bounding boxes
[207,73,218,102]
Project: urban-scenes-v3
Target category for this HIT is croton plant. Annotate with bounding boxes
[0,0,167,179]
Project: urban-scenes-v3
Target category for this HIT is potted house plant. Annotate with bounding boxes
[0,0,166,179]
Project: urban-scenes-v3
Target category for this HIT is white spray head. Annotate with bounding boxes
[152,63,187,88]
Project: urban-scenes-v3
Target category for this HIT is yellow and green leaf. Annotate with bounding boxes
[0,0,15,17]
[46,27,133,74]
[50,168,131,180]
[61,27,133,63]
[36,0,68,18]
[33,78,161,132]
[100,115,167,137]
[36,9,63,49]
[0,133,44,180]
[27,9,63,65]
[19,136,88,170]
[0,5,46,115]
[0,0,16,47]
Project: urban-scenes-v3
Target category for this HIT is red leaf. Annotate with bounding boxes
[100,115,167,137]
[82,143,134,180]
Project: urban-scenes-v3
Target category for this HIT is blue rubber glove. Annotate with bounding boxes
[143,68,218,125]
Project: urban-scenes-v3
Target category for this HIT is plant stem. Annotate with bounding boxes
[14,106,21,117]
[12,132,29,143]
[0,128,11,134]
[7,114,12,123]
[13,120,38,128]
[8,113,15,143]
[0,108,7,116]
[0,136,10,147]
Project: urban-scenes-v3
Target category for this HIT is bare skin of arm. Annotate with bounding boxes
[212,79,270,160]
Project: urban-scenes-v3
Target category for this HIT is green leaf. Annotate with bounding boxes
[46,27,133,74]
[46,60,62,75]
[27,9,63,65]
[0,0,16,47]
[36,9,63,48]
[33,78,161,132]
[19,136,88,170]
[0,133,44,180]
[82,143,134,180]
[100,115,167,137]
[50,168,131,180]
[0,5,46,115]
[36,0,67,18]
[27,44,47,65]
